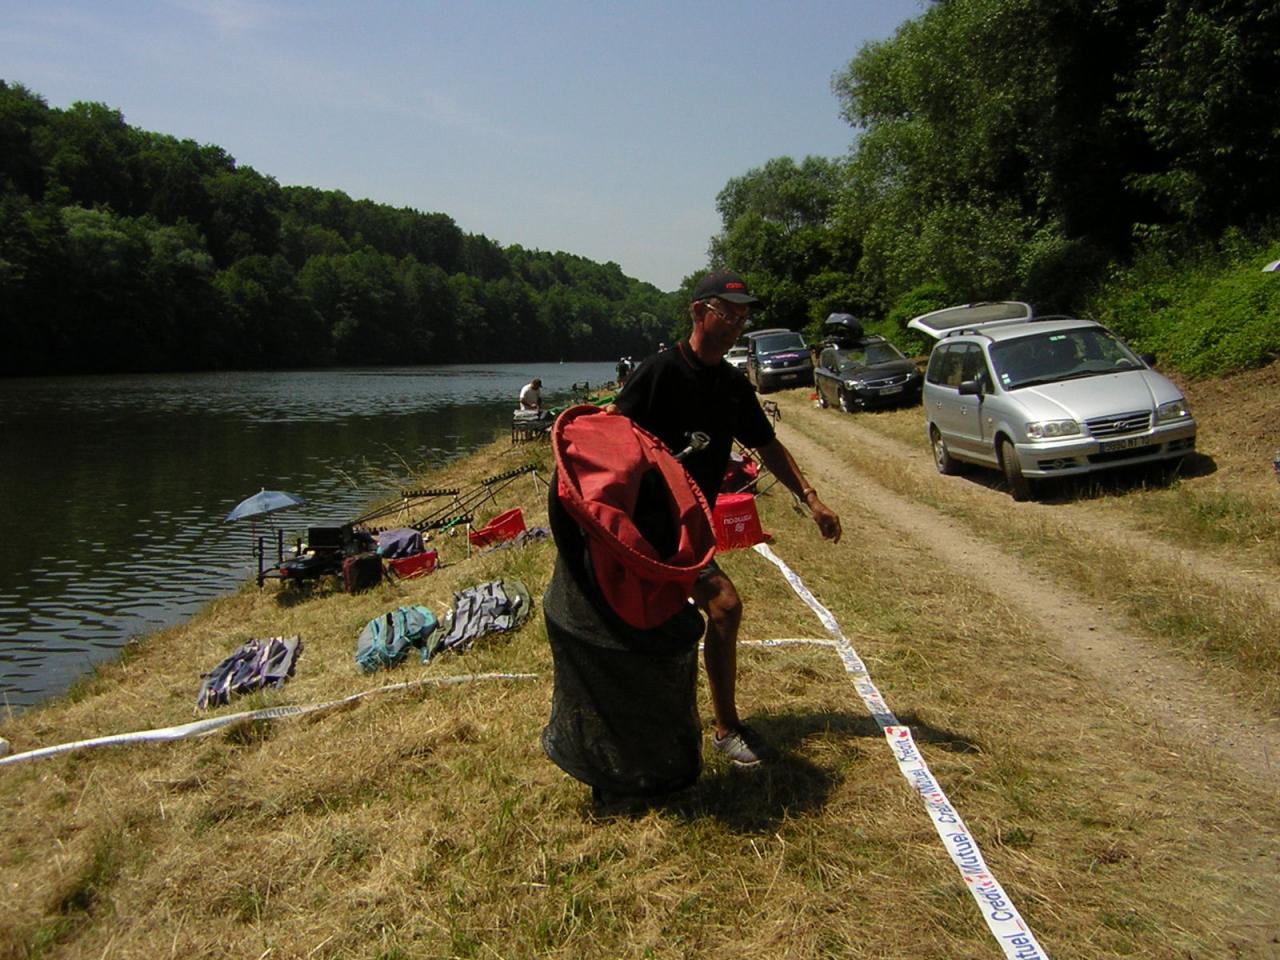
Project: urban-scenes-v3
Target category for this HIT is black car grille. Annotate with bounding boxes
[1086,411,1152,438]
[863,372,913,389]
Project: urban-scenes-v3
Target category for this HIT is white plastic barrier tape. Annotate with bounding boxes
[0,672,537,768]
[753,543,1049,960]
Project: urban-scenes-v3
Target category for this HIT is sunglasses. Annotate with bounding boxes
[703,299,750,324]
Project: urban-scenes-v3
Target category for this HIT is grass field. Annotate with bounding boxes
[2,364,1278,959]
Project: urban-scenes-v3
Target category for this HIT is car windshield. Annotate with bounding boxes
[834,342,904,372]
[990,328,1143,389]
[754,332,806,354]
[727,346,748,358]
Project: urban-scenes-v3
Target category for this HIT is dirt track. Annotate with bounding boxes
[770,393,1280,792]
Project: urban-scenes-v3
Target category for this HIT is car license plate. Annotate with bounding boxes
[879,385,903,395]
[781,373,800,382]
[1100,435,1149,453]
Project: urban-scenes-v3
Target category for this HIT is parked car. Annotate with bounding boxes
[814,337,922,412]
[908,302,1197,500]
[726,343,749,371]
[744,328,813,393]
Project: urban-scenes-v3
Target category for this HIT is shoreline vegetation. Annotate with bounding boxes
[3,362,1279,957]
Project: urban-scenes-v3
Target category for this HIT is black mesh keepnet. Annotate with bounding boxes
[541,474,706,798]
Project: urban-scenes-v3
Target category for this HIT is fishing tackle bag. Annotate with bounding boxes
[342,552,383,593]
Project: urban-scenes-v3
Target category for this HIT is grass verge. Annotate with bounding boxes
[1,421,1278,958]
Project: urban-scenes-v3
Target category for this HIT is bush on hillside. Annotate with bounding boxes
[873,282,953,358]
[1092,231,1280,377]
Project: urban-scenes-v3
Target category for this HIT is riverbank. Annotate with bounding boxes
[0,361,617,710]
[2,375,1279,958]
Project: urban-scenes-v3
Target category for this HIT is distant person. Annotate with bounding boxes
[610,269,842,767]
[616,357,631,386]
[518,378,544,413]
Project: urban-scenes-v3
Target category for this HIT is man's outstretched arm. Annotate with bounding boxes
[755,438,842,543]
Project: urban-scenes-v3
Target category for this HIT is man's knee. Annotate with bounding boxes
[697,574,742,628]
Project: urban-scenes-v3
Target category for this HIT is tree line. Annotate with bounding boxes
[703,0,1279,359]
[5,0,1278,377]
[0,82,680,375]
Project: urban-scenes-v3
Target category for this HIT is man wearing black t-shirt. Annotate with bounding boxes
[612,270,842,767]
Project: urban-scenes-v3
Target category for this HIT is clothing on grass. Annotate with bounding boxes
[197,635,302,709]
[376,528,426,559]
[437,579,532,653]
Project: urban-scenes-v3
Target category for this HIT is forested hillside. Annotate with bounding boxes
[0,82,680,375]
[4,0,1279,378]
[706,0,1280,373]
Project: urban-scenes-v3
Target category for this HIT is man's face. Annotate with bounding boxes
[698,298,749,355]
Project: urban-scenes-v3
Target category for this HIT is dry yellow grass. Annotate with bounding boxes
[2,391,1279,959]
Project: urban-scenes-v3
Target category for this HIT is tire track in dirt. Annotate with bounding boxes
[774,404,1280,791]
[808,406,1280,613]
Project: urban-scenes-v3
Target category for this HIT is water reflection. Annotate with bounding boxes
[0,362,614,710]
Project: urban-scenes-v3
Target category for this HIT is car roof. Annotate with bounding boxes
[744,327,796,339]
[906,301,1033,338]
[976,318,1100,343]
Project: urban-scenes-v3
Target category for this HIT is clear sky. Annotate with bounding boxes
[3,1,924,291]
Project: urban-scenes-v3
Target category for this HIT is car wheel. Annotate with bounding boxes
[930,426,959,475]
[838,390,855,414]
[999,437,1033,501]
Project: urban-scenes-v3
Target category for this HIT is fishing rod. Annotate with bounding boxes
[411,512,473,534]
[350,487,461,527]
[357,464,543,535]
[481,463,537,485]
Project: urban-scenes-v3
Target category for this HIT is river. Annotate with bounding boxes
[0,362,616,711]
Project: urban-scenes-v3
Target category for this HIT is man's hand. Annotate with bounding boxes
[807,495,842,543]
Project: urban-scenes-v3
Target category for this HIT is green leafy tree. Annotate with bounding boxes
[1122,0,1280,234]
[710,156,845,329]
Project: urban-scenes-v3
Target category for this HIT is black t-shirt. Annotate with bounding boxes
[614,340,775,506]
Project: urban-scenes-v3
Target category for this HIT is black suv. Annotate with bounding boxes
[744,328,813,393]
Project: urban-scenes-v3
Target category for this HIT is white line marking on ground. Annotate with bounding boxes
[754,542,1050,960]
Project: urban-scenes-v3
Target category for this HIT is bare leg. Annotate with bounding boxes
[692,566,743,737]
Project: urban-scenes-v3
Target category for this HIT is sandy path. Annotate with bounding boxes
[773,403,1280,792]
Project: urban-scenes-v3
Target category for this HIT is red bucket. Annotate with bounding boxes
[712,493,766,551]
[387,548,438,579]
[469,507,526,547]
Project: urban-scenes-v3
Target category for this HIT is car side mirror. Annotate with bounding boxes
[958,379,982,396]
[1139,352,1156,366]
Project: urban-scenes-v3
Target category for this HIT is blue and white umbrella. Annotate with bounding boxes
[224,489,306,523]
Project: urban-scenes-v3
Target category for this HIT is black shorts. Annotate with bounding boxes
[697,558,723,583]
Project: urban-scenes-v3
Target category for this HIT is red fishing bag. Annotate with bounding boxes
[552,405,716,630]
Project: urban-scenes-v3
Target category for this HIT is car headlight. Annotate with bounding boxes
[843,380,862,391]
[1026,419,1080,439]
[1156,398,1190,423]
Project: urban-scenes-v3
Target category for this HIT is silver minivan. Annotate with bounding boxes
[908,302,1197,500]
